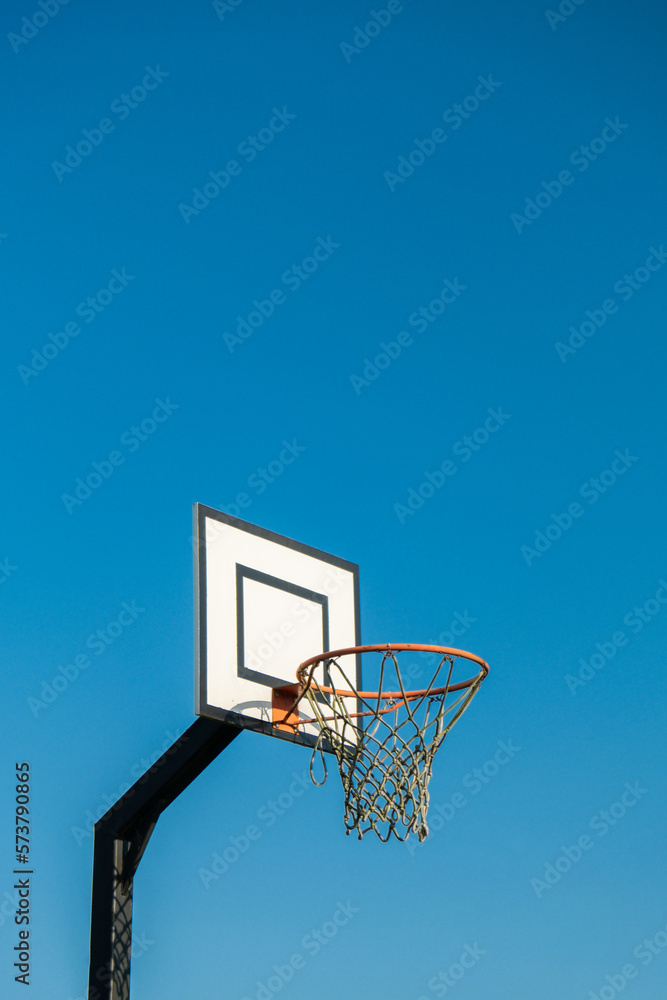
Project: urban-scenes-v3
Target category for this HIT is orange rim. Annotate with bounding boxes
[296,643,489,698]
[274,644,489,730]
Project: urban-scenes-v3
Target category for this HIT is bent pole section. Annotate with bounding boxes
[88,717,241,1000]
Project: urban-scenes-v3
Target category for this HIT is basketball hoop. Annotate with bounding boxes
[279,644,489,843]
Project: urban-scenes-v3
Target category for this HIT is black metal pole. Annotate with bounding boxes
[88,718,241,1000]
[88,834,132,1000]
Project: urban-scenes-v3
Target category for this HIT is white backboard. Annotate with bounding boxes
[194,504,360,749]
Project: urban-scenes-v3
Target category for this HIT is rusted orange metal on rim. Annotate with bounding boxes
[271,683,303,732]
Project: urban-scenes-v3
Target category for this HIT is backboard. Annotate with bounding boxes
[193,504,361,749]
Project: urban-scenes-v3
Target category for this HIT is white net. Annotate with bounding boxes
[298,648,487,842]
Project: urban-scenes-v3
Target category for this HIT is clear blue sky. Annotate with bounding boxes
[3,0,667,997]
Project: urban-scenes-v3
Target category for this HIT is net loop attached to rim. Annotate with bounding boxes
[290,644,489,843]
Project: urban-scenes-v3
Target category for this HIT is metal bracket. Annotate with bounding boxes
[119,808,162,895]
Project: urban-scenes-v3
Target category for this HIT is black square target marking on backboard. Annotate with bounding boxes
[235,564,330,687]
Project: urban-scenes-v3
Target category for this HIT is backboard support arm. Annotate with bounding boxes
[88,717,241,1000]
